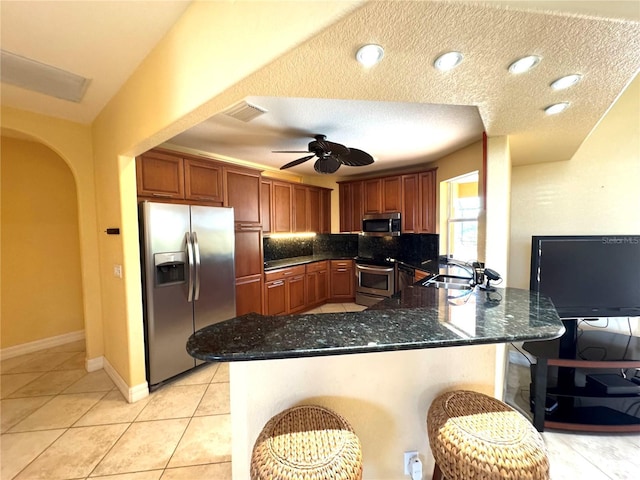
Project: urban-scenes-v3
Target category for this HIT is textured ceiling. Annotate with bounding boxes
[166,0,640,173]
[1,1,639,174]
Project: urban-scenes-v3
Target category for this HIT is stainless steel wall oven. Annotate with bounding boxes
[355,260,395,306]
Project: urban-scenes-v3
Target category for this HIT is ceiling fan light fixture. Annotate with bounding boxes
[356,44,384,67]
[544,102,569,115]
[508,55,541,74]
[434,51,463,71]
[550,74,582,90]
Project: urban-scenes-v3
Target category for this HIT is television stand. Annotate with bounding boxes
[523,319,640,433]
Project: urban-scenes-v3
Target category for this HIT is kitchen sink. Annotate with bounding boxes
[422,274,473,290]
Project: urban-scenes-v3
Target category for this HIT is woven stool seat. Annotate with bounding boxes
[427,390,549,480]
[251,405,363,480]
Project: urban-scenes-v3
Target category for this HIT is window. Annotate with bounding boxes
[446,172,480,262]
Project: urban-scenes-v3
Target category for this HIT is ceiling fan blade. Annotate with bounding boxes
[280,154,315,170]
[337,148,374,166]
[314,156,341,174]
[311,139,350,156]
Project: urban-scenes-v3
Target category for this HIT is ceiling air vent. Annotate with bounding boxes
[222,101,267,122]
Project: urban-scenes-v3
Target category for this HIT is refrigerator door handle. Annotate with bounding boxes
[192,231,201,301]
[186,232,195,302]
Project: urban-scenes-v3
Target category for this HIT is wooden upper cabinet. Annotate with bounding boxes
[382,176,402,213]
[363,178,382,214]
[261,179,272,233]
[272,181,292,233]
[307,187,321,233]
[136,151,185,199]
[419,170,437,233]
[224,167,261,224]
[233,226,263,278]
[293,185,308,232]
[401,174,419,233]
[339,183,352,232]
[320,189,331,234]
[339,167,437,235]
[184,158,223,203]
[350,181,363,232]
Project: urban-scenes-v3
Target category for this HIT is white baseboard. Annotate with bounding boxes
[86,356,104,372]
[103,357,149,403]
[0,330,85,361]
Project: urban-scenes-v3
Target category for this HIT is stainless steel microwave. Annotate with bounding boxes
[362,212,401,236]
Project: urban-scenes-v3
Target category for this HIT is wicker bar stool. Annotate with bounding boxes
[427,390,549,480]
[251,405,363,480]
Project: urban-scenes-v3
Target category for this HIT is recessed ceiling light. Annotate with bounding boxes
[356,44,384,67]
[434,51,463,71]
[550,74,582,90]
[544,102,569,115]
[508,55,541,74]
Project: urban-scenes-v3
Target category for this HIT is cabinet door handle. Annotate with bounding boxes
[336,268,347,272]
[283,271,293,275]
[151,193,173,198]
[271,281,284,286]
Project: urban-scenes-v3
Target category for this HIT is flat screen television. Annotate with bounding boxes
[530,235,640,319]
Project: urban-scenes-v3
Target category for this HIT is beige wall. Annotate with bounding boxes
[0,108,103,361]
[231,345,497,479]
[1,137,84,347]
[509,75,640,289]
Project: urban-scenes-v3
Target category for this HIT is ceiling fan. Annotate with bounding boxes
[274,134,374,174]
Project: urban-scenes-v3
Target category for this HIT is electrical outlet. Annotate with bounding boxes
[404,451,418,475]
[113,264,123,278]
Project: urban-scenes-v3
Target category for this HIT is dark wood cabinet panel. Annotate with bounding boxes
[320,189,331,234]
[307,187,321,233]
[184,158,223,202]
[330,260,354,300]
[136,151,185,199]
[382,176,402,212]
[265,280,287,316]
[339,183,352,232]
[419,170,437,233]
[261,180,272,233]
[235,274,263,316]
[363,179,382,214]
[293,185,307,232]
[305,261,329,307]
[225,168,261,224]
[288,274,306,313]
[234,227,262,278]
[339,181,363,232]
[272,182,292,232]
[401,174,419,233]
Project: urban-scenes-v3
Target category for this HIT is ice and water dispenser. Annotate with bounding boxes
[154,252,186,286]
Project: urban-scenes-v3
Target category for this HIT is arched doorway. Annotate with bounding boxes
[1,133,84,355]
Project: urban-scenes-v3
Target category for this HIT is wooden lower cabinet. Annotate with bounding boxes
[264,279,287,316]
[330,260,355,300]
[264,265,306,316]
[235,274,263,316]
[305,261,329,307]
[288,274,306,314]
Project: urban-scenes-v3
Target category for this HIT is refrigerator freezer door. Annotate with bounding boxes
[141,202,196,386]
[190,206,236,335]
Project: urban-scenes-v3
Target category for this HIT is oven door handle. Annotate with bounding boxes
[356,264,394,273]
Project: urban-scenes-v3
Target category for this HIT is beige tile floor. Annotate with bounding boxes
[1,340,231,480]
[2,305,638,480]
[506,350,640,480]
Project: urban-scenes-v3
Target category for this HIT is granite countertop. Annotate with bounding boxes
[264,254,355,271]
[187,284,565,362]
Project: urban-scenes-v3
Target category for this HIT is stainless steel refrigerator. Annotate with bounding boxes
[139,201,236,388]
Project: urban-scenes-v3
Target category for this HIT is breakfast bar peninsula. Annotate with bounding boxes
[187,283,563,479]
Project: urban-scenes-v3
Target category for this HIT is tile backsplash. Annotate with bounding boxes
[263,233,438,271]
